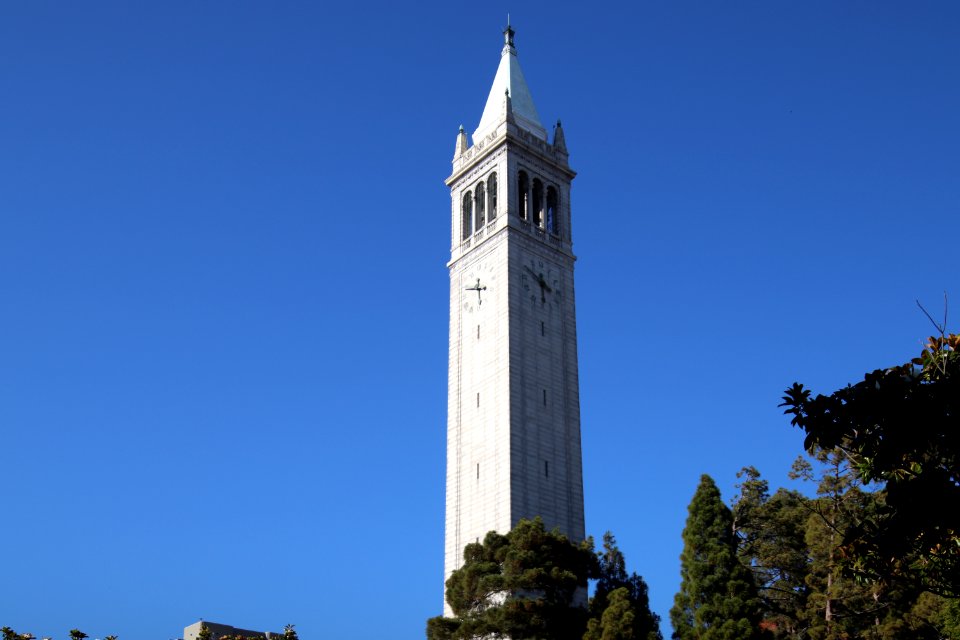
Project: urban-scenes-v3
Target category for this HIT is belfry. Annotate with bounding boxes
[443,24,585,610]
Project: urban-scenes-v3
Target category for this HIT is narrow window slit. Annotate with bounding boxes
[532,179,544,228]
[462,191,473,240]
[518,171,529,221]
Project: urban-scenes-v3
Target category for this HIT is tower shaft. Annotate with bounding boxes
[443,27,584,614]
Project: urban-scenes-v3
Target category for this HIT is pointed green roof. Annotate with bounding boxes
[473,24,547,142]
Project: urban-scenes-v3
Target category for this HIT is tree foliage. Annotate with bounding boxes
[588,533,662,640]
[792,450,902,639]
[733,459,960,639]
[584,588,639,640]
[427,519,660,640]
[733,467,811,637]
[781,333,960,595]
[427,517,596,640]
[670,475,761,640]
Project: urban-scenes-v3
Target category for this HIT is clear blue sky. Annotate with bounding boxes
[1,2,957,638]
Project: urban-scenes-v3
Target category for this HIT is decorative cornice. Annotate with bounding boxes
[447,123,575,186]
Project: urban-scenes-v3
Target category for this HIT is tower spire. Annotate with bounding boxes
[552,119,567,155]
[453,124,469,158]
[473,22,547,142]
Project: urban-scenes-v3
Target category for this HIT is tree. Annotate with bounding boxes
[788,447,960,640]
[781,333,960,595]
[283,625,299,640]
[732,466,811,638]
[427,517,597,640]
[68,631,87,640]
[670,474,761,640]
[197,624,212,640]
[898,591,960,639]
[943,597,960,639]
[584,588,638,640]
[587,533,662,640]
[790,450,890,639]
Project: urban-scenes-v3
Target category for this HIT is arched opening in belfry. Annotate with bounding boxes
[546,186,558,236]
[487,173,498,221]
[475,182,486,230]
[462,191,473,240]
[518,171,529,221]
[532,179,544,228]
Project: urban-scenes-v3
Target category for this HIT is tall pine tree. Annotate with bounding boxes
[732,466,812,638]
[586,533,662,640]
[671,474,761,640]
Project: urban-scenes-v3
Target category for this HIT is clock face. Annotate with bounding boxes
[521,253,562,308]
[462,259,497,314]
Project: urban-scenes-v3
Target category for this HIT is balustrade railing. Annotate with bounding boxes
[461,218,564,252]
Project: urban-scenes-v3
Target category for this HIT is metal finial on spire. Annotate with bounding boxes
[475,17,546,141]
[504,16,515,47]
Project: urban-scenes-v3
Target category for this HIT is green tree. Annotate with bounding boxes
[732,466,811,638]
[584,588,638,640]
[588,533,662,640]
[197,624,212,640]
[283,624,299,640]
[897,591,960,639]
[781,333,960,595]
[670,474,761,640]
[69,631,88,640]
[427,517,597,640]
[943,597,960,639]
[789,448,948,640]
[791,451,884,639]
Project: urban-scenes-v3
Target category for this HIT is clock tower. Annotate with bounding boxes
[443,24,585,610]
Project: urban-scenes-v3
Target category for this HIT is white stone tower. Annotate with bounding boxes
[443,24,584,610]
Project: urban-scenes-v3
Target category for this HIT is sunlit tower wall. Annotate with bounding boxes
[443,24,585,614]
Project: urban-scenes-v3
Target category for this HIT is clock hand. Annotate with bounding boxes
[465,278,486,291]
[524,266,549,289]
